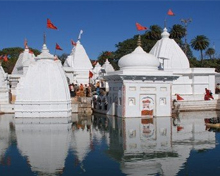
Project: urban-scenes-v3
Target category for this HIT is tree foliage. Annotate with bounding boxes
[190,35,210,64]
[205,48,215,59]
[58,53,68,65]
[97,51,119,70]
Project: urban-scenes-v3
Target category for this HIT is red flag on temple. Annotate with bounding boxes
[71,39,76,46]
[135,22,147,31]
[89,71,93,78]
[167,9,175,16]
[177,126,184,132]
[3,55,8,62]
[176,94,184,100]
[55,43,62,50]
[47,18,58,30]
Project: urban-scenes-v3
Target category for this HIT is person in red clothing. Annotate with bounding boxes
[204,88,214,100]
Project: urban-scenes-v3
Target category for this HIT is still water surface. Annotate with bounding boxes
[0,111,220,176]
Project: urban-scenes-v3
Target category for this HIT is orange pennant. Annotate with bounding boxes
[47,18,58,30]
[135,22,147,31]
[167,9,175,16]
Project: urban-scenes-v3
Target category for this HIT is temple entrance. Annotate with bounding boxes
[140,95,155,117]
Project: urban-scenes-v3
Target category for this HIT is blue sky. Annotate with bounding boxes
[0,1,220,60]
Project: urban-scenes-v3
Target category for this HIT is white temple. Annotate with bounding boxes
[92,62,102,81]
[10,44,36,102]
[15,43,72,122]
[0,61,9,105]
[63,40,93,85]
[150,28,216,96]
[91,59,115,90]
[12,45,35,75]
[102,59,115,73]
[98,39,178,117]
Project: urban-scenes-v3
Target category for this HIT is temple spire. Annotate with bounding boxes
[77,30,83,41]
[24,38,28,49]
[137,35,141,46]
[43,32,46,44]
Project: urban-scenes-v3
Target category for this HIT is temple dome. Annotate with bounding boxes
[12,47,35,75]
[15,44,71,118]
[150,28,190,70]
[102,59,115,73]
[93,62,102,73]
[64,41,92,71]
[118,46,159,71]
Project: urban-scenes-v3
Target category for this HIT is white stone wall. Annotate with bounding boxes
[106,81,123,117]
[0,66,9,104]
[124,81,172,117]
[107,79,172,117]
[172,68,216,95]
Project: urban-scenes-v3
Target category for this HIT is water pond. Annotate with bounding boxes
[0,111,220,176]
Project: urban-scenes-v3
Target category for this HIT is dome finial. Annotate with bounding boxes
[24,38,28,49]
[77,30,83,41]
[161,28,170,38]
[43,32,46,44]
[137,35,142,46]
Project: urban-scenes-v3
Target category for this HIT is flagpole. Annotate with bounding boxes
[164,15,167,28]
[44,32,46,44]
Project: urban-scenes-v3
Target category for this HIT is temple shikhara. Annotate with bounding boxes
[0,28,218,119]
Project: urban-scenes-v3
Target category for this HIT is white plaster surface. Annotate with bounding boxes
[64,41,92,85]
[15,44,71,118]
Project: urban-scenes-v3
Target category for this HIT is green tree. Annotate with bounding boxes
[114,25,162,66]
[114,37,138,61]
[145,25,162,40]
[59,53,68,65]
[169,24,186,44]
[97,51,119,70]
[205,47,215,59]
[190,35,210,64]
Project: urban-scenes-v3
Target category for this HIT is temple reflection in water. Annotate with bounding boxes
[0,112,218,176]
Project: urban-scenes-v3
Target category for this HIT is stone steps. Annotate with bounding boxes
[71,97,92,115]
[0,104,14,113]
[176,99,220,111]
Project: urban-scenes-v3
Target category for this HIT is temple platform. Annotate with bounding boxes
[173,94,220,112]
[0,104,14,114]
[1,95,220,115]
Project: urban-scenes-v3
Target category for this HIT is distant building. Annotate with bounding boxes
[150,28,216,96]
[10,45,36,102]
[63,40,93,85]
[0,62,9,105]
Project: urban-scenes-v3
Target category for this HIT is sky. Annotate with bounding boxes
[0,1,220,60]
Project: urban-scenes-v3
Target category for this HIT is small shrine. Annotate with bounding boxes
[0,61,9,105]
[10,42,36,103]
[63,33,93,85]
[95,37,178,118]
[11,43,35,75]
[15,42,71,122]
[150,28,216,96]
